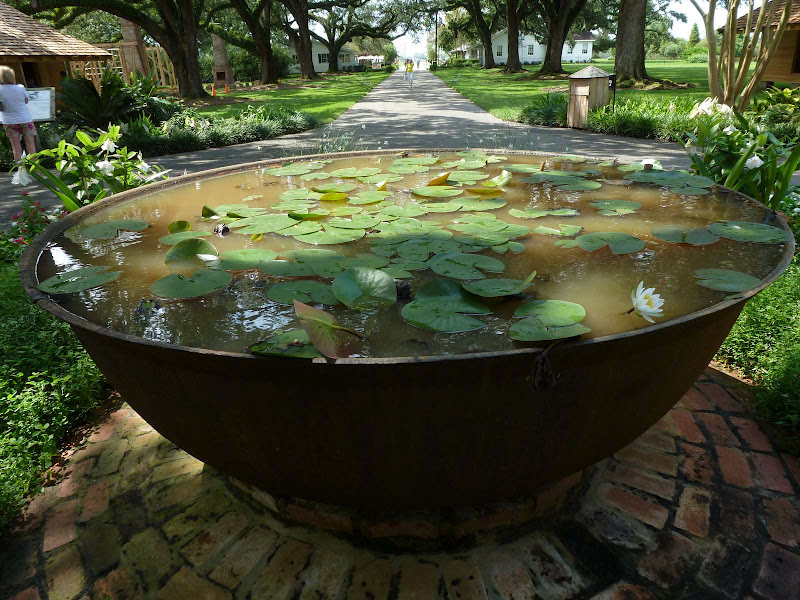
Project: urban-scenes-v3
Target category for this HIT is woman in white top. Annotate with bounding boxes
[0,66,36,162]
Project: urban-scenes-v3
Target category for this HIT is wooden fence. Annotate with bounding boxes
[68,42,177,91]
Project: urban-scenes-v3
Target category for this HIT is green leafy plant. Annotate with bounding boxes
[521,94,568,127]
[15,127,169,212]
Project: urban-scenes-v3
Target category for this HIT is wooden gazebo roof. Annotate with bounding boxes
[0,2,111,61]
[733,0,800,31]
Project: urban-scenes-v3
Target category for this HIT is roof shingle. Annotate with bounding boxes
[0,2,111,60]
[733,0,800,32]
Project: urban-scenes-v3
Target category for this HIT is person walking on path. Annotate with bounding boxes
[0,66,36,162]
[406,60,414,89]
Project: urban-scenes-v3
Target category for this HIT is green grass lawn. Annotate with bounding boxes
[193,71,392,123]
[434,60,712,121]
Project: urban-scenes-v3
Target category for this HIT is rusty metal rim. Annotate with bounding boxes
[18,148,796,365]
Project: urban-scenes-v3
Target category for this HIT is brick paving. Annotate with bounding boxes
[1,366,799,600]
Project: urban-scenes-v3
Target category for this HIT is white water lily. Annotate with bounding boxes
[630,281,665,324]
[101,138,117,153]
[745,155,764,170]
[723,125,736,134]
[95,159,114,175]
[11,166,32,186]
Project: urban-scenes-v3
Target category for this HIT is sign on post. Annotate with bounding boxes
[27,87,56,122]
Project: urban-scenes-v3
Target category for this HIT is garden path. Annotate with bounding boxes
[0,69,691,224]
[2,366,800,599]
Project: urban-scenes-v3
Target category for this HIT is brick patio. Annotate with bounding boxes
[1,366,799,600]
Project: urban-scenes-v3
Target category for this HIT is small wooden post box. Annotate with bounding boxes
[567,66,611,129]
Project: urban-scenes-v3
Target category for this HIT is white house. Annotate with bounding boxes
[465,30,594,66]
[287,41,359,73]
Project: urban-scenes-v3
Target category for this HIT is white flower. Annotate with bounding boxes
[11,166,32,186]
[101,138,117,153]
[361,124,366,129]
[745,156,764,169]
[793,207,800,214]
[139,161,151,173]
[631,281,665,324]
[95,159,114,175]
[723,125,736,135]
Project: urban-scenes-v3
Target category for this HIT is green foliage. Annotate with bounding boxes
[717,257,800,440]
[0,196,57,262]
[521,94,568,127]
[585,96,696,140]
[120,106,316,157]
[0,261,105,537]
[688,24,701,46]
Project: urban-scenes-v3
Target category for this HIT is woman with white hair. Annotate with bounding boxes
[0,65,37,162]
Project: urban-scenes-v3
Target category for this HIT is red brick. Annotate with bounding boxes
[716,446,753,488]
[9,588,40,600]
[158,568,232,600]
[78,481,111,523]
[180,511,250,567]
[249,539,313,599]
[669,409,706,444]
[674,486,711,537]
[14,488,53,534]
[590,581,655,600]
[729,386,754,403]
[43,499,78,552]
[696,383,746,412]
[752,453,793,493]
[680,443,714,485]
[613,446,678,476]
[488,551,535,599]
[719,487,755,540]
[763,497,800,547]
[605,463,675,500]
[285,500,354,533]
[753,544,800,600]
[698,413,740,446]
[55,460,94,499]
[599,484,668,529]
[782,452,800,487]
[730,417,773,452]
[442,559,489,600]
[637,531,696,588]
[634,433,676,454]
[93,566,145,600]
[208,526,278,590]
[679,388,714,411]
[87,408,128,443]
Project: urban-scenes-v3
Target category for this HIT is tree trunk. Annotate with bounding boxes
[615,0,649,82]
[283,0,319,79]
[327,43,339,72]
[468,0,495,68]
[539,12,568,74]
[481,36,495,68]
[260,2,277,83]
[504,0,524,72]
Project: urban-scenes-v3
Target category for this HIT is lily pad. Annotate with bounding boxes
[266,164,313,176]
[514,300,586,326]
[411,186,463,198]
[320,192,349,202]
[249,329,323,359]
[294,226,366,245]
[324,215,379,229]
[441,159,486,169]
[458,197,507,211]
[258,260,315,277]
[380,267,413,279]
[397,238,461,261]
[293,300,362,358]
[624,170,715,190]
[300,172,331,181]
[279,188,323,201]
[388,164,429,174]
[225,207,269,219]
[349,191,392,205]
[671,186,710,196]
[168,220,191,234]
[651,226,719,246]
[159,230,212,245]
[483,170,512,188]
[267,280,339,305]
[509,208,579,219]
[332,267,397,310]
[509,318,591,341]
[506,164,548,173]
[421,201,464,213]
[359,173,403,184]
[165,238,219,264]
[558,180,602,191]
[272,200,318,212]
[79,219,149,240]
[429,253,505,279]
[533,224,583,237]
[707,221,791,244]
[37,265,121,294]
[329,206,363,216]
[314,183,358,193]
[229,214,298,235]
[576,232,645,255]
[447,171,489,183]
[401,299,488,332]
[491,241,526,254]
[590,199,642,216]
[206,248,278,270]
[391,258,430,271]
[554,239,579,248]
[277,221,323,236]
[393,156,439,165]
[331,167,381,178]
[462,272,536,297]
[380,204,429,218]
[694,268,761,292]
[151,269,232,299]
[289,208,330,220]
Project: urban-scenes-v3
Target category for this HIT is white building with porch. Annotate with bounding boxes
[287,41,359,73]
[464,30,594,66]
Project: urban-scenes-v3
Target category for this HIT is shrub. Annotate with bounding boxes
[521,93,568,127]
[0,259,106,537]
[584,96,696,140]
